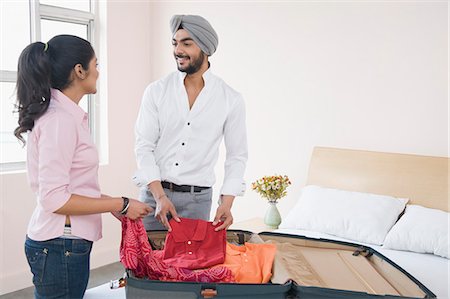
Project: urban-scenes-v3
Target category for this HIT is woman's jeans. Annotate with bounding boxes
[25,236,93,299]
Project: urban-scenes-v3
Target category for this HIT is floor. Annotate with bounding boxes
[0,262,125,299]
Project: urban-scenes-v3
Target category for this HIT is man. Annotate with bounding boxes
[134,15,247,232]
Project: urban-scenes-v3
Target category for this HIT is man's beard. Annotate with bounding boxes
[175,51,205,74]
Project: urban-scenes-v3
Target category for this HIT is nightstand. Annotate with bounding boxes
[230,217,276,233]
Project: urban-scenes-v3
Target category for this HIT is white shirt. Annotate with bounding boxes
[134,69,247,196]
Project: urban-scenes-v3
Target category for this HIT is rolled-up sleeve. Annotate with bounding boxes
[220,94,248,196]
[37,113,77,212]
[134,85,162,188]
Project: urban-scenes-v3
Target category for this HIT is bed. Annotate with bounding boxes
[275,147,449,299]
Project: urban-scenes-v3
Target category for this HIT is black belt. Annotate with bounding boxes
[161,181,211,193]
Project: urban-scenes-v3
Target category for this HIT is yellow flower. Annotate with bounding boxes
[251,175,291,202]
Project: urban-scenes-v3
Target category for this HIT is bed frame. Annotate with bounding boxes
[306,147,449,212]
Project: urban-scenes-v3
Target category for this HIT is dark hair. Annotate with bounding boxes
[14,34,95,145]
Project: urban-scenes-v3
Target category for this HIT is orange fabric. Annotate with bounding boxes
[215,242,276,283]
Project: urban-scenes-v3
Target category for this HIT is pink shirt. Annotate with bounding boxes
[26,89,102,242]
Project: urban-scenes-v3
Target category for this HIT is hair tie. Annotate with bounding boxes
[43,43,48,52]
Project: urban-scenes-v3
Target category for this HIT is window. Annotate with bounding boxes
[0,0,98,171]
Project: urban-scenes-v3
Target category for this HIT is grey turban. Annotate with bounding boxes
[170,15,218,56]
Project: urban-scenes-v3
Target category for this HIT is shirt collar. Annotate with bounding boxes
[50,89,87,124]
[227,242,249,256]
[202,67,212,84]
[178,66,213,86]
[169,218,207,242]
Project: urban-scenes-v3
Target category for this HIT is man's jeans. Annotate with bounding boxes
[25,236,93,299]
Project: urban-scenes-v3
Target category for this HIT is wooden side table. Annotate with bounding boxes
[230,217,276,233]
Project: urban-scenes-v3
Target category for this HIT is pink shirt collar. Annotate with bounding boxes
[50,88,87,124]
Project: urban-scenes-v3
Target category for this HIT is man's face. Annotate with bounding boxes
[172,29,206,74]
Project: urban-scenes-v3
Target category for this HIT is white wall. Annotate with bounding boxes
[146,1,448,223]
[0,1,447,295]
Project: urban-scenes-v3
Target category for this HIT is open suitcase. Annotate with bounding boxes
[124,230,436,299]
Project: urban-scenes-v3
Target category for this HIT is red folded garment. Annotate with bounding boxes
[120,217,234,282]
[162,218,226,269]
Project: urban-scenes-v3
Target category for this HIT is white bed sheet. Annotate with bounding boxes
[274,228,450,299]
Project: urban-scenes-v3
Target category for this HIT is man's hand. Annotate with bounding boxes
[212,195,235,231]
[147,181,181,231]
[155,195,180,231]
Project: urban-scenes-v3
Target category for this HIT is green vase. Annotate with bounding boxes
[264,201,281,229]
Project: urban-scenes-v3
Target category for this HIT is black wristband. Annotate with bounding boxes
[120,197,130,215]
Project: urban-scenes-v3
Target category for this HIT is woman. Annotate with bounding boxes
[14,35,152,299]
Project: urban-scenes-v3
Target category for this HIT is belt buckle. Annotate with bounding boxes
[169,182,174,192]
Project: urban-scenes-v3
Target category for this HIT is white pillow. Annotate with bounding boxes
[279,185,408,245]
[383,205,449,258]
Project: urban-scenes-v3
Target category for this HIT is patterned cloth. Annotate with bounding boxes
[120,217,235,282]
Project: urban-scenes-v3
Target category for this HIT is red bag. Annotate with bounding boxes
[162,218,226,269]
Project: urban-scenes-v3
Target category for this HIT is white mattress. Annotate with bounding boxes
[274,228,450,299]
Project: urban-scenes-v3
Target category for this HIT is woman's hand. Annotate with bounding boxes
[125,198,153,220]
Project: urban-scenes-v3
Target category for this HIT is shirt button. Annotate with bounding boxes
[187,122,190,126]
[187,241,192,245]
[244,259,248,262]
[188,251,193,255]
[182,143,185,146]
[175,163,179,166]
[243,253,247,257]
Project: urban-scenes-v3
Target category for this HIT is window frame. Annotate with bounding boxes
[0,0,99,172]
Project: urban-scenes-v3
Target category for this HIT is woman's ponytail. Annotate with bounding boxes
[14,42,51,145]
[14,35,95,145]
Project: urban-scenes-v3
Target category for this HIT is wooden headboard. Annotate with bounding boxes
[306,147,449,212]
